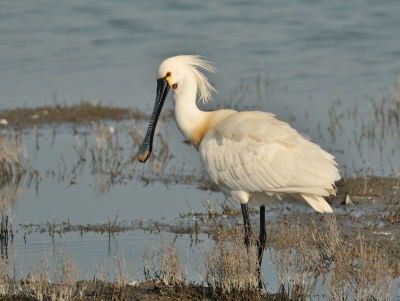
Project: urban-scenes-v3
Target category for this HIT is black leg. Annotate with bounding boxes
[241,203,253,248]
[257,205,266,289]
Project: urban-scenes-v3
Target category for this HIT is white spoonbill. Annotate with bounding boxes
[138,55,340,287]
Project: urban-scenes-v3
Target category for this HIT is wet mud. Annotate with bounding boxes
[0,101,171,129]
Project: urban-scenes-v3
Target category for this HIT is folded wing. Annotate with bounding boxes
[199,112,340,212]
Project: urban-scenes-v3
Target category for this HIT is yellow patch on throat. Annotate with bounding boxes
[190,114,213,148]
[165,73,172,87]
[191,122,210,148]
[189,111,237,149]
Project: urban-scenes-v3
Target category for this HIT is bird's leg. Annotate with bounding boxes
[257,205,267,289]
[241,203,253,248]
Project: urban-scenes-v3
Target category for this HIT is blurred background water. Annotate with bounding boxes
[1,0,400,294]
[1,0,399,111]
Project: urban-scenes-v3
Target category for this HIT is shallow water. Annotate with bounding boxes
[1,0,400,298]
[1,118,397,291]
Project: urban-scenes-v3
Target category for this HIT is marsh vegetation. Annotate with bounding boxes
[0,76,399,300]
[0,211,399,300]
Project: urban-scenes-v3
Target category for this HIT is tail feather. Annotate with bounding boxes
[300,193,333,213]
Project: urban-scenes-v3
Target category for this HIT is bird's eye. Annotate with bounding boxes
[172,83,178,89]
[166,72,171,77]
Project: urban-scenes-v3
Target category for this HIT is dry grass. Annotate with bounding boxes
[269,214,399,301]
[0,133,40,254]
[0,248,83,301]
[0,247,140,301]
[136,214,399,300]
[0,213,399,300]
[142,237,188,286]
[270,222,323,299]
[0,134,37,180]
[195,229,261,298]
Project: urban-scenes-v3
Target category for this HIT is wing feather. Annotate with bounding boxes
[199,112,340,198]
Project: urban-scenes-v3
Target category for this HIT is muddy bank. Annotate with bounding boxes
[0,280,284,301]
[0,101,171,129]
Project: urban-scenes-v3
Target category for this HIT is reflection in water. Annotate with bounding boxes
[1,77,400,224]
[0,133,41,257]
[75,119,175,194]
[327,77,400,176]
[1,111,188,243]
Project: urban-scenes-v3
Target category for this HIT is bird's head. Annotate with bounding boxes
[138,55,217,163]
[157,55,218,103]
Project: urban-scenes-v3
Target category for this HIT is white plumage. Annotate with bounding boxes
[138,55,341,287]
[145,55,340,213]
[200,111,340,212]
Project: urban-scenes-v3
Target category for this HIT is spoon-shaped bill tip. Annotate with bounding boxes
[138,149,150,163]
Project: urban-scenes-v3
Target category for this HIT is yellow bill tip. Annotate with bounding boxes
[138,150,149,163]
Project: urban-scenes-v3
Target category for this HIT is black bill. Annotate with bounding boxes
[138,76,170,162]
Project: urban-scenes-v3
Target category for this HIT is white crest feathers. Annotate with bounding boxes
[175,55,218,103]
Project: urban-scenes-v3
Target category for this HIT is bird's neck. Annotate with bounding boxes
[173,78,236,149]
[173,80,208,148]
